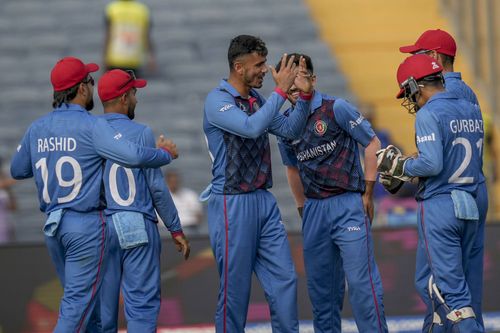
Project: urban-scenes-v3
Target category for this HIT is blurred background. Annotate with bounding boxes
[0,0,499,332]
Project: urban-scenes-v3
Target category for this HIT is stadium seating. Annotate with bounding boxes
[0,0,352,241]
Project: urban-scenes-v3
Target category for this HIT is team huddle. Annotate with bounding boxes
[11,29,486,333]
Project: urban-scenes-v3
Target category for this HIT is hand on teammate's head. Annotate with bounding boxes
[293,56,314,94]
[270,54,299,94]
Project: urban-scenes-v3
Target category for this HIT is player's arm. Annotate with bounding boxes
[205,54,298,139]
[362,137,380,222]
[364,137,381,182]
[10,129,33,179]
[404,110,443,177]
[287,166,306,217]
[277,138,306,217]
[205,89,285,139]
[269,96,311,140]
[141,127,190,259]
[92,117,173,168]
[335,99,379,221]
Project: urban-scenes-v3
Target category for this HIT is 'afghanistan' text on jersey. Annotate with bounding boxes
[278,92,375,199]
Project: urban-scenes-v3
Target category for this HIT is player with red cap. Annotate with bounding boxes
[97,69,190,332]
[10,57,176,332]
[400,29,488,330]
[377,54,485,332]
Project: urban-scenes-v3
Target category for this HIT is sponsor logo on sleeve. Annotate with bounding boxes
[416,133,436,144]
[219,104,233,112]
[349,115,364,129]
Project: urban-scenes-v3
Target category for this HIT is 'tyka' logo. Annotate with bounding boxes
[314,120,327,136]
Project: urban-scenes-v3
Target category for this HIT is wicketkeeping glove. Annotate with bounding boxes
[379,173,404,194]
[376,145,412,181]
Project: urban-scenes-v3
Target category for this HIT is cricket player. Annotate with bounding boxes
[277,54,388,333]
[378,54,484,332]
[10,57,175,332]
[399,29,488,328]
[97,69,190,332]
[203,35,312,332]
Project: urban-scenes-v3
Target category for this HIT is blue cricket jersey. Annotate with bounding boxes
[101,113,182,233]
[404,92,484,200]
[444,71,485,184]
[278,91,375,198]
[10,103,172,214]
[444,72,479,106]
[203,79,310,194]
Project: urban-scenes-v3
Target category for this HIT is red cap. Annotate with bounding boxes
[50,57,99,92]
[399,29,457,57]
[98,69,147,102]
[396,54,443,98]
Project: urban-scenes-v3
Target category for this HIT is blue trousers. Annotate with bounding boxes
[207,190,298,333]
[100,216,162,333]
[45,210,107,333]
[467,182,487,329]
[303,192,388,333]
[414,194,483,332]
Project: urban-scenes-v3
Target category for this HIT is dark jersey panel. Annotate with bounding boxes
[223,96,273,194]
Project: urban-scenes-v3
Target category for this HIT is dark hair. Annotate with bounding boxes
[52,84,80,108]
[418,73,445,88]
[440,54,455,67]
[227,35,268,70]
[275,53,314,74]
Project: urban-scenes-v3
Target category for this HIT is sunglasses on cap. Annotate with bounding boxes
[82,76,95,86]
[118,70,137,90]
[414,49,432,55]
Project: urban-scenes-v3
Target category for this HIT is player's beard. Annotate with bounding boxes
[244,72,264,89]
[127,104,135,120]
[85,98,94,111]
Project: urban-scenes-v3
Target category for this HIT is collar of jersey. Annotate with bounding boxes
[53,103,88,113]
[427,91,456,104]
[443,71,462,80]
[310,90,323,113]
[219,79,258,100]
[100,113,130,120]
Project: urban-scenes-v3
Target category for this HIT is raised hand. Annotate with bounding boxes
[269,54,298,94]
[293,56,313,94]
[156,135,179,159]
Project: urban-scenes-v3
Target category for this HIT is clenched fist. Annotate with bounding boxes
[157,135,179,159]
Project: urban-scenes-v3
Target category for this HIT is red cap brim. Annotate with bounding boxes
[132,79,147,88]
[399,45,421,54]
[85,63,99,73]
[396,88,405,99]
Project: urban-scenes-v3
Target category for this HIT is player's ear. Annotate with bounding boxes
[428,50,439,60]
[119,92,128,105]
[233,60,244,75]
[78,82,88,96]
